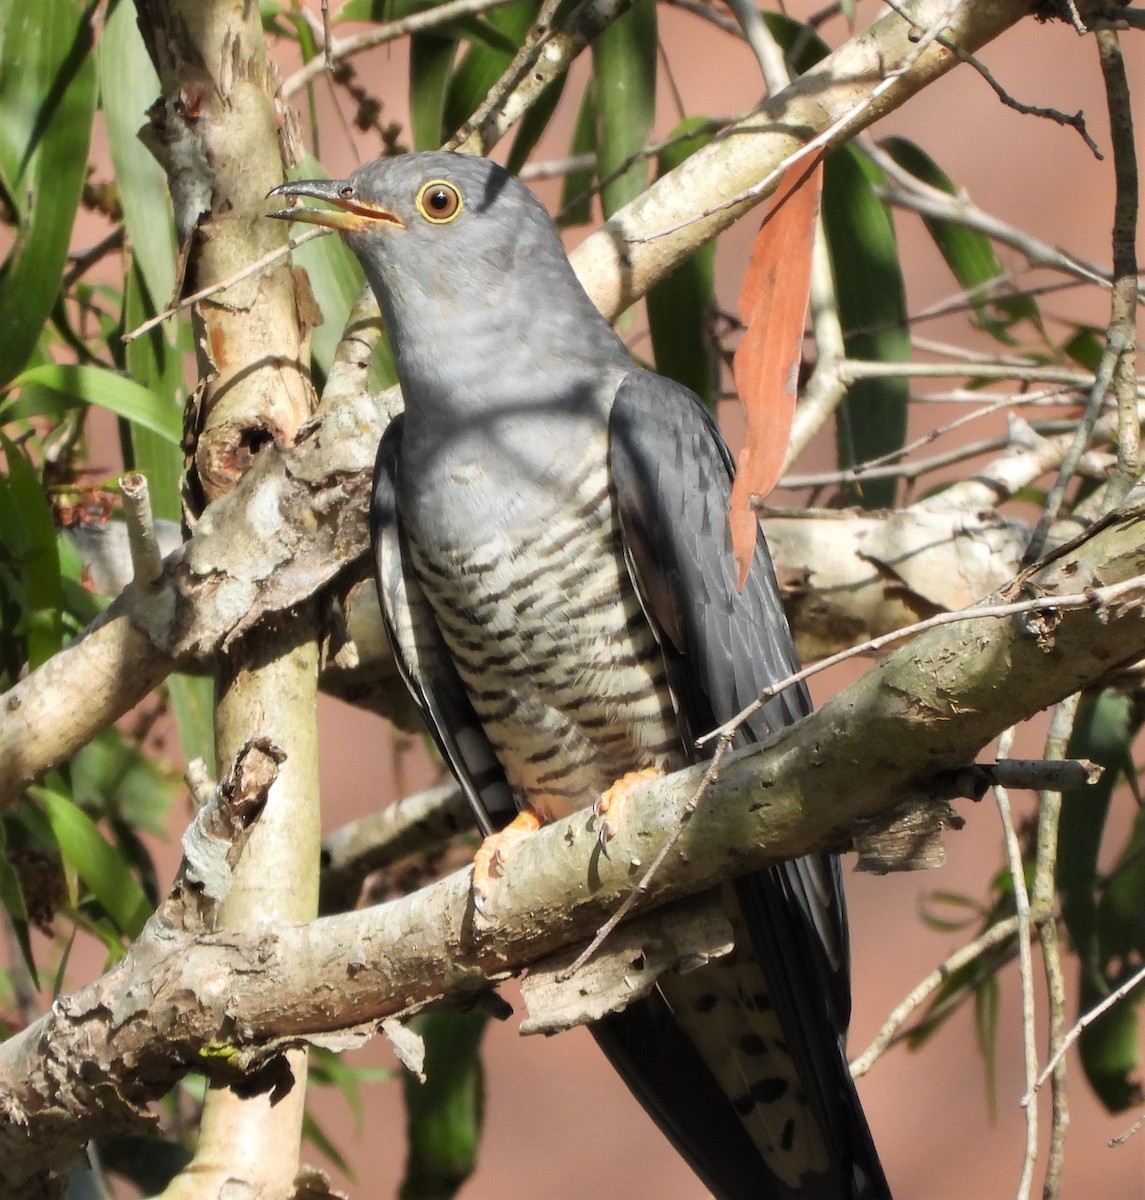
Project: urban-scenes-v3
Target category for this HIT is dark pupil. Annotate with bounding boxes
[429,189,449,211]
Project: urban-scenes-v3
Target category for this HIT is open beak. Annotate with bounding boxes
[266,179,404,233]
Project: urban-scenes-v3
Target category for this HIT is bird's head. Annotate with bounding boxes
[267,152,625,406]
[267,152,563,303]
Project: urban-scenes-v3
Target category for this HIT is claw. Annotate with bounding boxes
[471,807,542,913]
[593,767,666,854]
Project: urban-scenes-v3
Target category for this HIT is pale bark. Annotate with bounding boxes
[2,494,1143,1195]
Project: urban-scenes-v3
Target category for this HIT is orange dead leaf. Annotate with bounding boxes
[730,153,824,589]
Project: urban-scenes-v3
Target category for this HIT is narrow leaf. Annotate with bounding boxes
[592,0,656,219]
[0,0,98,388]
[821,144,910,508]
[881,136,1040,344]
[557,80,598,228]
[729,155,823,587]
[443,1,537,138]
[101,0,177,310]
[646,118,719,407]
[400,1010,488,1200]
[35,787,152,939]
[4,364,182,444]
[1,435,62,668]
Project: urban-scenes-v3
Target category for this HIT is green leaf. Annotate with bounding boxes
[302,1110,352,1175]
[974,974,1000,1117]
[646,118,718,406]
[70,728,180,838]
[880,137,1041,344]
[101,0,177,311]
[400,1010,488,1200]
[1063,326,1104,372]
[557,79,597,228]
[0,817,37,986]
[442,0,537,138]
[168,674,217,779]
[592,0,656,219]
[1059,691,1133,986]
[1057,689,1143,1111]
[1,435,62,668]
[34,787,152,939]
[759,11,829,73]
[335,0,388,20]
[122,263,186,523]
[0,0,98,388]
[506,70,567,177]
[1078,985,1143,1112]
[822,144,910,508]
[3,364,182,444]
[402,0,458,151]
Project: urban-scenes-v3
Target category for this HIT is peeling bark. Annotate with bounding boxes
[2,497,1143,1193]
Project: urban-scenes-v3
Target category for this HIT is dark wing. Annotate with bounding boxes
[371,416,516,836]
[605,370,887,1199]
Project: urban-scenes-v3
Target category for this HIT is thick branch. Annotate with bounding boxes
[3,496,1144,1191]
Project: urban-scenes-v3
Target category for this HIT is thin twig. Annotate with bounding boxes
[1022,341,1123,564]
[850,913,1028,1077]
[281,0,522,98]
[1095,25,1140,509]
[64,228,126,288]
[883,0,1100,157]
[1023,959,1145,1106]
[1110,1110,1145,1147]
[556,739,732,981]
[697,572,1145,749]
[122,228,326,343]
[627,0,965,245]
[865,138,1129,293]
[993,727,1038,1200]
[118,473,164,588]
[1034,696,1078,1200]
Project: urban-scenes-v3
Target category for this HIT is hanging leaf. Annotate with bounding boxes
[1058,690,1144,1111]
[557,79,598,228]
[881,136,1042,345]
[646,118,719,407]
[592,0,655,219]
[0,0,98,389]
[3,364,182,444]
[34,787,152,939]
[821,144,910,508]
[729,154,823,588]
[443,0,538,138]
[400,1010,488,1200]
[1,435,62,669]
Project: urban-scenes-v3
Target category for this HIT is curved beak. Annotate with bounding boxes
[266,178,404,233]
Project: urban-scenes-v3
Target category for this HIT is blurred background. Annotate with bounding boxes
[5,1,1145,1196]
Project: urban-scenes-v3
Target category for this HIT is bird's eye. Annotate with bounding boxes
[339,185,354,199]
[416,180,462,224]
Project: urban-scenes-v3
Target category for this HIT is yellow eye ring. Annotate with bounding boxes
[416,180,463,224]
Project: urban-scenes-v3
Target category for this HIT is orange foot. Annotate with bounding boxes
[594,766,666,850]
[472,806,543,914]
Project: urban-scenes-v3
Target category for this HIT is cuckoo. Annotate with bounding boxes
[269,152,888,1200]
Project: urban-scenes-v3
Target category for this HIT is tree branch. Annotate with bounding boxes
[2,493,1143,1192]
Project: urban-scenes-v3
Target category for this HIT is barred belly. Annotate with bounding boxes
[407,466,682,823]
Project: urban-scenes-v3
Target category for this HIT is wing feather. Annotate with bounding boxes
[371,417,516,836]
[609,372,886,1198]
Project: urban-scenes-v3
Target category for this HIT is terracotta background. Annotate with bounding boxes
[45,3,1145,1197]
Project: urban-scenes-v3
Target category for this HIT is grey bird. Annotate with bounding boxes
[268,151,889,1200]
